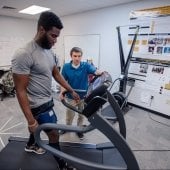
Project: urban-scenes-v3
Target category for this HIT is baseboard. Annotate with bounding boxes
[128,102,170,119]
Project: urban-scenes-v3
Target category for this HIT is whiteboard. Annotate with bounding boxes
[64,34,100,67]
[0,36,25,67]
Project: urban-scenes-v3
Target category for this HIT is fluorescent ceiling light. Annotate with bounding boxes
[19,5,50,15]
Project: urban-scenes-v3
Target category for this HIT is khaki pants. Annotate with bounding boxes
[66,99,84,126]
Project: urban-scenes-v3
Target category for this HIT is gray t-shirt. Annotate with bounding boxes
[11,40,58,108]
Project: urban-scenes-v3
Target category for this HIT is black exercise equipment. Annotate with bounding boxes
[0,137,59,170]
[117,25,139,94]
[0,73,139,170]
[35,72,139,170]
[101,26,139,122]
[113,25,139,109]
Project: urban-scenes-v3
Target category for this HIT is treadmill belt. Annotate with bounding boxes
[103,148,126,167]
[101,105,117,120]
[61,145,126,170]
[0,138,59,170]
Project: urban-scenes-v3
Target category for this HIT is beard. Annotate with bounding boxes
[40,34,52,49]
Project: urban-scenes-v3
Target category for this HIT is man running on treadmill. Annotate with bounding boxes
[12,11,79,169]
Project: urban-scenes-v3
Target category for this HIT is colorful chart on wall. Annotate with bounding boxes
[128,6,170,61]
[127,6,170,95]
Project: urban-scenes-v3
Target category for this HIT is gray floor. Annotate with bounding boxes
[0,94,170,170]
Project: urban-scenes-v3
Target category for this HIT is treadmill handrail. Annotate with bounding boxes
[62,89,127,138]
[61,84,108,115]
[35,123,126,170]
[61,99,82,114]
[88,113,139,170]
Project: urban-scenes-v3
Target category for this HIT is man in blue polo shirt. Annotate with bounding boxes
[60,47,102,139]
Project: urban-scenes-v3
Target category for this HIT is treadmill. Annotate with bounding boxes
[0,136,59,170]
[0,72,139,170]
[35,72,139,170]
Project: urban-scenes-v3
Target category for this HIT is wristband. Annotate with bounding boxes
[28,120,37,127]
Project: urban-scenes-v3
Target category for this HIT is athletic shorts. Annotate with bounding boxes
[34,108,57,132]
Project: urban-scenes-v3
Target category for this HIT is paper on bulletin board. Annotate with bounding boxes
[140,91,151,105]
[145,65,166,87]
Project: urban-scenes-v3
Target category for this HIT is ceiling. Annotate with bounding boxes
[0,0,142,20]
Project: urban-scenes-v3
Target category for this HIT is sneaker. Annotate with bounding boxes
[63,164,77,170]
[65,165,76,170]
[59,130,66,135]
[77,133,84,140]
[25,144,46,155]
[58,159,76,170]
[58,159,67,169]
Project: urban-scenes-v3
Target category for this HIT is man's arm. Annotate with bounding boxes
[94,69,103,75]
[13,73,38,132]
[52,66,80,100]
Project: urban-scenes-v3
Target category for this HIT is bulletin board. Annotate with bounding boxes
[63,34,100,67]
[127,6,170,117]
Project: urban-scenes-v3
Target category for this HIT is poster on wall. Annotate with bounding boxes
[128,62,148,81]
[127,6,170,117]
[128,6,170,61]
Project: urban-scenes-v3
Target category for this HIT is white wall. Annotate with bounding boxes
[0,16,36,40]
[0,16,36,67]
[0,0,170,78]
[56,0,170,81]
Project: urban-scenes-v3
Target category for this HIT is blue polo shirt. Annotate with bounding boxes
[62,61,96,99]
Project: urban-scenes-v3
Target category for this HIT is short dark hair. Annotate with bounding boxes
[38,11,63,31]
[70,47,83,56]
